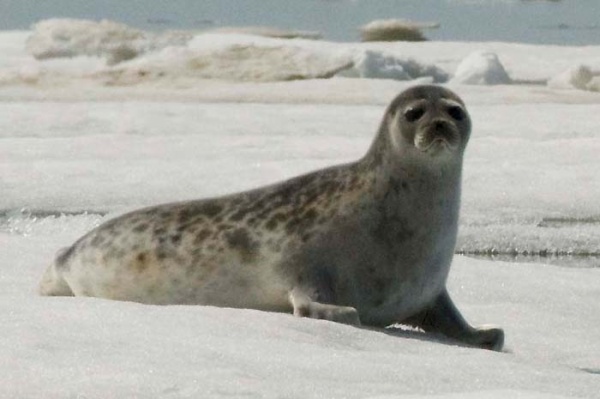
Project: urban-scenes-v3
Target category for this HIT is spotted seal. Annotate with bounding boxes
[39,85,504,351]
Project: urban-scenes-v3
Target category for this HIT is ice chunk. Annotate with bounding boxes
[360,18,439,42]
[340,50,448,82]
[547,64,596,91]
[451,51,511,85]
[26,19,145,62]
[26,18,192,65]
[100,34,354,83]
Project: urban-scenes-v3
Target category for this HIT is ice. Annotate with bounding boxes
[208,26,322,40]
[450,51,511,85]
[26,18,192,65]
[1,19,600,398]
[2,19,600,87]
[101,33,354,83]
[359,18,440,42]
[547,64,598,92]
[21,21,355,83]
[340,50,448,82]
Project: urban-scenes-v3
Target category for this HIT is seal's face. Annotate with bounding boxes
[390,85,471,157]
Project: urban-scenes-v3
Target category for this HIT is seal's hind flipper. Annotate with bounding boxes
[405,289,504,351]
[38,248,74,297]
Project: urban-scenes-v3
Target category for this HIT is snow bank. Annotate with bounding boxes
[23,20,445,84]
[99,34,354,83]
[2,19,600,87]
[21,20,352,83]
[21,20,447,85]
[450,51,511,85]
[26,18,192,65]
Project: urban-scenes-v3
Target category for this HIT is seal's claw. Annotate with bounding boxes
[473,325,504,351]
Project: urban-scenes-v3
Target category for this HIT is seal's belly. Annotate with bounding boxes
[62,236,291,311]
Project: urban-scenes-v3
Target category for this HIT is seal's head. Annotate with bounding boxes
[385,85,471,159]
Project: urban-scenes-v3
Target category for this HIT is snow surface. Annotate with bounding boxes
[1,21,600,398]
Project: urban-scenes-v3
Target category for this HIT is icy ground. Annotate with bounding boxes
[1,24,600,398]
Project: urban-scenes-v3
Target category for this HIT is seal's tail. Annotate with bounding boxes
[38,248,74,296]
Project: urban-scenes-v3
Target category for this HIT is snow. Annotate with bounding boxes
[101,34,354,83]
[2,20,600,398]
[450,51,511,85]
[340,50,448,82]
[3,234,599,398]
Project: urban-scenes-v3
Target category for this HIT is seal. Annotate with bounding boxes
[39,85,504,351]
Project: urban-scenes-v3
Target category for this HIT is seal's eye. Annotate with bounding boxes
[404,107,425,122]
[448,105,465,121]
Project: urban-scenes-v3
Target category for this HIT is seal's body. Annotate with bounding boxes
[40,85,504,351]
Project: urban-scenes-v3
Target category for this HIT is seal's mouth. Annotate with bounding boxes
[414,120,460,152]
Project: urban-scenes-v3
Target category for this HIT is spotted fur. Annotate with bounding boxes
[39,85,504,351]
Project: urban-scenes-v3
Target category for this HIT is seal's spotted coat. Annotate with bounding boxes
[40,85,504,351]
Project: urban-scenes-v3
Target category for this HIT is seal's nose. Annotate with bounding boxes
[428,119,458,148]
[433,120,449,132]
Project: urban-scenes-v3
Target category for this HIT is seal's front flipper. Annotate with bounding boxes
[405,289,504,351]
[288,288,361,326]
